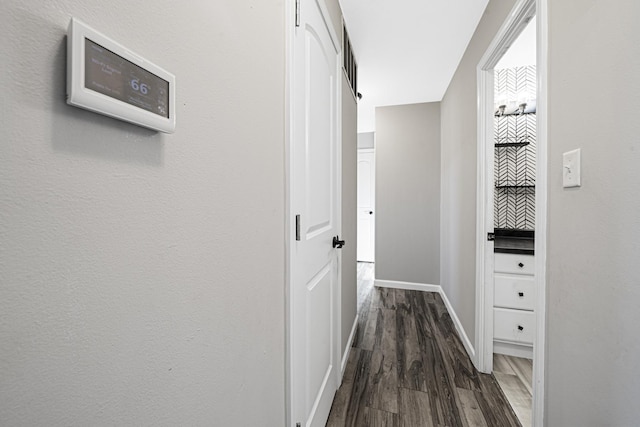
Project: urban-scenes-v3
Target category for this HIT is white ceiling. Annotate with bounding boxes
[339,0,489,132]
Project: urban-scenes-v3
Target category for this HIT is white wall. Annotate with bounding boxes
[546,1,640,424]
[440,0,517,344]
[375,103,441,285]
[0,1,285,425]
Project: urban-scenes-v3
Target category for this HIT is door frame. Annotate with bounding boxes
[474,0,548,425]
[285,0,343,425]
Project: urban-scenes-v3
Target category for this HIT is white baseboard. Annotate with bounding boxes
[374,279,440,293]
[438,289,476,361]
[340,315,358,380]
[494,340,533,359]
[374,279,476,363]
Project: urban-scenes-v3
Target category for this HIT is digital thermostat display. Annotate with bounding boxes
[67,18,176,133]
[85,39,169,118]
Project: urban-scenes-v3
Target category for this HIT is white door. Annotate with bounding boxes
[290,1,341,426]
[357,150,375,262]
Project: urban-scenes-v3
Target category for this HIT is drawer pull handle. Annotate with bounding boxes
[517,325,524,331]
[518,262,524,268]
[518,292,524,297]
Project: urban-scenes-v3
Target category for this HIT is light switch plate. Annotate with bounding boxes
[563,149,581,188]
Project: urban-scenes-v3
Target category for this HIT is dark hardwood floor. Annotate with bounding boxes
[326,263,521,427]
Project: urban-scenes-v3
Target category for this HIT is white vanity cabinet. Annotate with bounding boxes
[494,253,535,358]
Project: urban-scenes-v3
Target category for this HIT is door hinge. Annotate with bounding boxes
[295,214,301,241]
[487,232,495,241]
[295,0,301,27]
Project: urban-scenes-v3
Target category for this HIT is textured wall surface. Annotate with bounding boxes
[375,102,441,285]
[341,75,358,357]
[0,1,285,425]
[440,0,516,345]
[546,1,640,424]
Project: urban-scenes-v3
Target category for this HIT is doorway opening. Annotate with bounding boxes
[357,147,375,264]
[475,0,548,426]
[356,132,376,314]
[492,14,537,427]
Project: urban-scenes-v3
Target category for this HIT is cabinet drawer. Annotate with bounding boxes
[495,253,534,275]
[494,308,535,345]
[494,275,535,310]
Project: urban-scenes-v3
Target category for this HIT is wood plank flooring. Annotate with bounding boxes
[357,262,375,311]
[327,263,521,427]
[493,354,533,427]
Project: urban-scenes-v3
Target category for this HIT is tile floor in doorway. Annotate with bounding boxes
[493,353,533,427]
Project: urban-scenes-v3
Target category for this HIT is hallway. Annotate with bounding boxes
[326,263,520,426]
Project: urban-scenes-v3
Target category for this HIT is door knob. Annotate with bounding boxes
[332,236,345,249]
[369,211,373,215]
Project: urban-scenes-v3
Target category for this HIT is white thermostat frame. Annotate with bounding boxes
[67,17,176,133]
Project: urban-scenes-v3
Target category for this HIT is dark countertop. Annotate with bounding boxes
[494,228,535,255]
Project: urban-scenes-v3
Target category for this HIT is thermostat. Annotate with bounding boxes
[67,18,176,133]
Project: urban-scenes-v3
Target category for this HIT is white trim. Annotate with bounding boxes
[474,64,495,375]
[478,1,536,70]
[475,1,547,426]
[374,279,440,293]
[533,0,548,424]
[439,286,476,362]
[493,341,534,359]
[340,315,358,380]
[374,280,476,363]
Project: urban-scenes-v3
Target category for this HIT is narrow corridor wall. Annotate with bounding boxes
[375,102,441,285]
[440,0,517,345]
[341,74,358,357]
